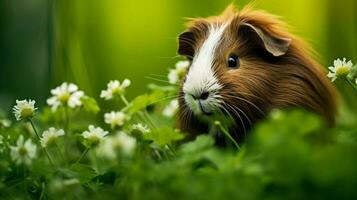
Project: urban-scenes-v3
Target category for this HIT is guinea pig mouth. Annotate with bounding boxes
[198,101,212,115]
[184,94,214,116]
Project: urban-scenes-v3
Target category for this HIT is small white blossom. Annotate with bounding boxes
[40,127,65,147]
[163,99,179,117]
[327,58,353,82]
[10,135,37,165]
[175,60,191,70]
[13,99,37,121]
[168,60,190,84]
[97,132,136,159]
[104,111,126,128]
[100,79,131,100]
[131,123,150,134]
[82,125,108,147]
[47,82,84,111]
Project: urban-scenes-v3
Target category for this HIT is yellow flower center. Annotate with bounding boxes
[88,136,100,147]
[112,87,124,96]
[336,66,350,77]
[20,107,34,119]
[19,146,28,156]
[176,68,187,80]
[59,92,71,104]
[46,136,56,146]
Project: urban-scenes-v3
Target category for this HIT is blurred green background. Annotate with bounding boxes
[0,0,356,115]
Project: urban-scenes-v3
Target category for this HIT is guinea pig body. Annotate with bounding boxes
[176,5,337,143]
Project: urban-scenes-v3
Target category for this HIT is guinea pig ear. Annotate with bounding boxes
[241,23,291,56]
[177,31,195,59]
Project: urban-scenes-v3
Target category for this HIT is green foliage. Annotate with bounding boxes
[144,127,184,146]
[1,74,357,199]
[81,96,100,114]
[126,90,165,114]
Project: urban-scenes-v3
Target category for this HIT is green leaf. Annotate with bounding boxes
[69,163,97,183]
[126,90,165,114]
[81,96,100,114]
[143,126,184,146]
[178,135,214,155]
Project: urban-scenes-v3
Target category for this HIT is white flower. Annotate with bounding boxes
[131,123,150,134]
[168,70,178,84]
[40,127,65,147]
[13,99,37,121]
[10,135,37,165]
[163,99,179,117]
[97,132,136,158]
[175,60,191,70]
[82,125,108,147]
[168,60,190,84]
[104,111,126,128]
[327,58,353,82]
[47,82,84,111]
[100,79,131,100]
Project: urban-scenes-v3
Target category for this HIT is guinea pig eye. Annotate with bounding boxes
[227,54,240,69]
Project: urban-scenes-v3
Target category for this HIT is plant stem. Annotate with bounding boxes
[55,143,66,164]
[39,182,45,200]
[120,94,130,106]
[64,106,70,162]
[92,150,98,171]
[216,122,240,150]
[120,94,156,128]
[75,148,90,164]
[64,106,69,134]
[143,110,156,128]
[346,78,357,91]
[29,119,55,167]
[23,165,27,194]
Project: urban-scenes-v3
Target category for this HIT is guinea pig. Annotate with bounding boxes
[176,4,337,144]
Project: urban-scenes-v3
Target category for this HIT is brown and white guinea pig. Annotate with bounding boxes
[176,5,337,143]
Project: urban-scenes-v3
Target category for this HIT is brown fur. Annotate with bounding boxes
[177,5,337,143]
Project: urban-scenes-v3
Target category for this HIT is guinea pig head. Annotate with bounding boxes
[177,5,337,138]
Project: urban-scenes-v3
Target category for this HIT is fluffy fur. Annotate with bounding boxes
[177,5,337,143]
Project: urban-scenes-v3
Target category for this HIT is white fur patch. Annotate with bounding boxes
[183,24,227,114]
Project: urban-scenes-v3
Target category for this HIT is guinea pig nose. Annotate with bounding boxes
[199,91,209,100]
[190,91,209,100]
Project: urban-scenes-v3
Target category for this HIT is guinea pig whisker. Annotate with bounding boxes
[217,103,241,142]
[179,102,193,129]
[218,103,236,126]
[148,94,178,106]
[221,93,265,116]
[221,101,247,137]
[149,73,169,78]
[222,97,253,128]
[225,103,248,137]
[145,76,178,85]
[228,103,252,126]
[157,55,182,60]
